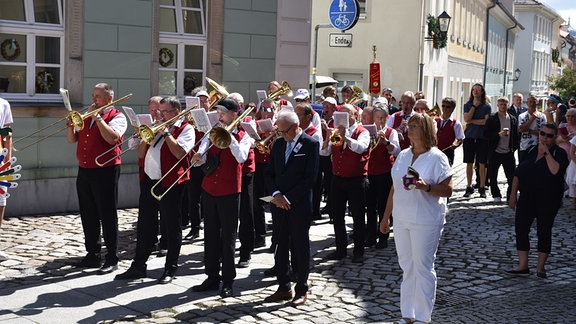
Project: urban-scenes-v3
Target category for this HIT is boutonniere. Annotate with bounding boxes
[293,142,303,153]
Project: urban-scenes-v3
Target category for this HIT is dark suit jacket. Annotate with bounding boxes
[507,105,527,119]
[484,112,519,156]
[265,132,319,210]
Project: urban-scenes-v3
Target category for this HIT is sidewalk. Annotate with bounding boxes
[1,147,575,323]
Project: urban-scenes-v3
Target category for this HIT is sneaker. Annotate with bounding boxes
[463,186,474,197]
[493,197,502,203]
[478,187,487,198]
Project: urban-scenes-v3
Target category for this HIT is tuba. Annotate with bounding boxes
[206,77,230,111]
[427,103,442,117]
[268,81,293,101]
[344,85,364,105]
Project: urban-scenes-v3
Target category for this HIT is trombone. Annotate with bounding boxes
[268,81,293,101]
[255,129,280,154]
[150,106,254,201]
[13,91,133,151]
[206,77,229,111]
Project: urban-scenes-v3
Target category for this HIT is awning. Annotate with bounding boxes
[311,76,338,88]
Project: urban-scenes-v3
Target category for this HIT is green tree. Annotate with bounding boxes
[549,68,576,101]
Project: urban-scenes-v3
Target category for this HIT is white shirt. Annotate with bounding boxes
[196,126,253,165]
[380,126,401,157]
[0,98,13,128]
[144,122,195,180]
[386,110,415,129]
[86,106,128,136]
[325,123,370,155]
[518,111,547,151]
[391,147,453,225]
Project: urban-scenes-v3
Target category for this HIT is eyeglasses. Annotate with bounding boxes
[278,124,294,134]
[539,131,555,138]
[159,109,176,115]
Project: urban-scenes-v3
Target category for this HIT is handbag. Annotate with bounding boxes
[201,151,221,176]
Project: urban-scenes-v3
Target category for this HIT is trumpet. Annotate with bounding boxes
[139,105,197,144]
[329,129,344,147]
[255,129,280,154]
[150,106,254,201]
[370,125,383,152]
[13,91,132,151]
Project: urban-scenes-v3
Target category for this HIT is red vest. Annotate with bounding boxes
[201,129,245,196]
[368,127,394,175]
[239,117,256,174]
[76,108,123,168]
[140,122,191,187]
[331,125,369,177]
[254,147,270,164]
[304,125,318,137]
[392,111,411,150]
[436,118,457,151]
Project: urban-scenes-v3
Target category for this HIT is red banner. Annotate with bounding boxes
[369,62,380,96]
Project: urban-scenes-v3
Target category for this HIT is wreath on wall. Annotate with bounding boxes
[1,39,21,61]
[35,71,54,93]
[159,47,174,67]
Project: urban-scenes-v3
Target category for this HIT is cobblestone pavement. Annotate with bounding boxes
[1,151,576,323]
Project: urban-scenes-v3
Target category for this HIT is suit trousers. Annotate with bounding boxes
[319,156,333,211]
[135,176,184,271]
[238,172,255,258]
[76,165,120,263]
[184,166,204,232]
[394,219,443,323]
[252,162,268,243]
[488,151,515,199]
[201,190,240,283]
[366,172,392,244]
[273,204,311,294]
[330,175,367,257]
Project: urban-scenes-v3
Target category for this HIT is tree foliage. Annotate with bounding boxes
[549,68,576,101]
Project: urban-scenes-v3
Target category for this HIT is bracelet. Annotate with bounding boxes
[426,184,432,192]
[96,115,103,121]
[163,131,171,138]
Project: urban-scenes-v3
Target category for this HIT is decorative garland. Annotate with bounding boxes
[35,71,54,93]
[159,47,174,67]
[1,39,21,61]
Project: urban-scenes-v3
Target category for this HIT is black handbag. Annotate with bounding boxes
[201,151,221,176]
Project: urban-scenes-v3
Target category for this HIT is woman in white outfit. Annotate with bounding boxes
[380,113,453,324]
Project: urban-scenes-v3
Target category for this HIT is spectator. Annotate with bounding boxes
[435,97,464,166]
[518,96,547,162]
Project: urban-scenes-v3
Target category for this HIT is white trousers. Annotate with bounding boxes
[394,219,443,323]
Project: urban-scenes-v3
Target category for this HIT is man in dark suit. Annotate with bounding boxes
[507,93,527,119]
[263,110,319,307]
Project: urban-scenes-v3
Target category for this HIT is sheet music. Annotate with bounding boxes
[206,111,219,127]
[363,124,377,137]
[137,114,153,127]
[259,196,273,203]
[257,90,267,102]
[256,118,274,133]
[280,105,293,111]
[241,121,261,141]
[185,96,200,109]
[333,111,350,128]
[59,88,72,111]
[190,109,212,133]
[122,106,139,127]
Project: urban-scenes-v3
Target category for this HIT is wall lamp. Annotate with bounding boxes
[425,11,451,49]
[508,68,521,82]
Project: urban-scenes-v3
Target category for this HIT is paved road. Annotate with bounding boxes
[1,149,575,323]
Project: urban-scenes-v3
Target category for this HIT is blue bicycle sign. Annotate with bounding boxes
[329,0,359,31]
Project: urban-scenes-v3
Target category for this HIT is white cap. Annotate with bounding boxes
[196,90,209,97]
[372,96,388,106]
[294,88,310,100]
[323,97,337,105]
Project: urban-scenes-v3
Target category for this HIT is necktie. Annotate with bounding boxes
[285,140,293,163]
[441,119,448,128]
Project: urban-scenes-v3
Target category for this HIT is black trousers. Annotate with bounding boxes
[319,156,332,211]
[185,166,204,232]
[366,172,392,244]
[76,165,120,263]
[331,175,367,257]
[134,176,184,271]
[201,190,240,283]
[515,197,560,254]
[442,148,455,166]
[488,151,515,199]
[238,172,255,258]
[273,204,311,295]
[252,162,268,244]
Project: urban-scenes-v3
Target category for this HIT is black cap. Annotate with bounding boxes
[215,97,239,112]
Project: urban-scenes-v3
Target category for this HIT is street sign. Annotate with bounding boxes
[329,33,353,47]
[328,0,359,31]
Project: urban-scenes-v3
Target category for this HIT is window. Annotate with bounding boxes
[159,0,207,97]
[358,0,366,19]
[333,72,364,94]
[0,0,63,98]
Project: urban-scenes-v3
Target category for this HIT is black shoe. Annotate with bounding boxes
[326,251,346,261]
[478,187,487,198]
[254,239,266,249]
[263,266,276,277]
[375,240,388,249]
[506,268,530,276]
[75,253,102,269]
[184,229,199,240]
[157,249,168,257]
[320,207,330,215]
[463,186,474,198]
[220,282,233,298]
[237,257,251,268]
[158,269,176,284]
[268,244,277,254]
[351,255,364,263]
[98,261,118,275]
[365,240,377,248]
[312,213,322,220]
[192,277,221,292]
[114,266,147,280]
[536,271,547,279]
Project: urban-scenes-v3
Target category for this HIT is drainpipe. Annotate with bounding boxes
[502,22,518,96]
[418,1,427,91]
[312,24,333,101]
[483,1,497,85]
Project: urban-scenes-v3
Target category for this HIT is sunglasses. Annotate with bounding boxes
[539,131,555,138]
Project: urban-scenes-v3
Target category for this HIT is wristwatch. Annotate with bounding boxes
[164,131,172,138]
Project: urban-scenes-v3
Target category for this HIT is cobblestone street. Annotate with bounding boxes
[1,152,576,323]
